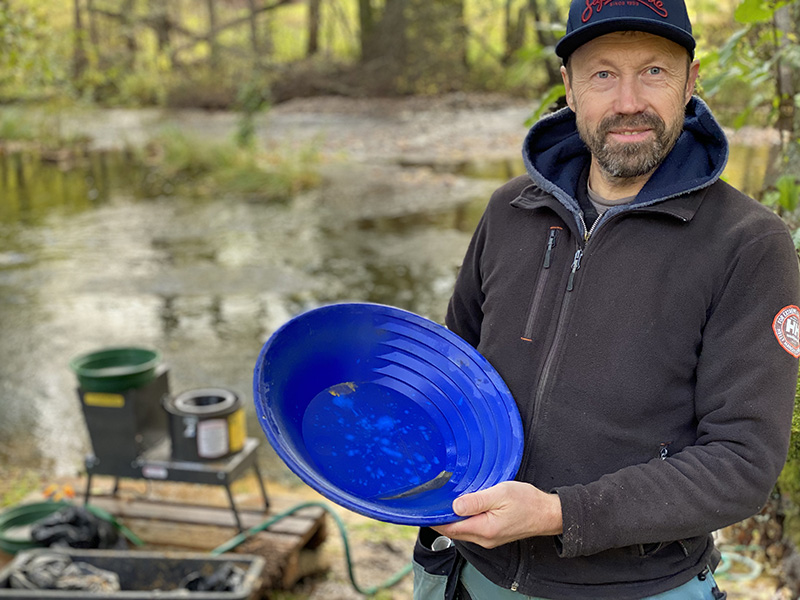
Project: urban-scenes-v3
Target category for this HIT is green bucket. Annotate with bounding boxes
[69,347,162,393]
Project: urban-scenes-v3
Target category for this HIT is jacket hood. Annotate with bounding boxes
[521,96,729,233]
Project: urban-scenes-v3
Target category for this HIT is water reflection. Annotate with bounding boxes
[0,151,125,225]
[0,151,494,480]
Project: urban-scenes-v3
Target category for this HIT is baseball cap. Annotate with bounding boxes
[555,0,696,61]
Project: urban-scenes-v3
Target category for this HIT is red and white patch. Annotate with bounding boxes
[773,305,800,358]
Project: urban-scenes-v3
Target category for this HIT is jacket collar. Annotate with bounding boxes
[519,97,728,235]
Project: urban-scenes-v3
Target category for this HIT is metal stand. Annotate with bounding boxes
[84,437,269,531]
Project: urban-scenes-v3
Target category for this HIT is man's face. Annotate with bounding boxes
[561,32,700,182]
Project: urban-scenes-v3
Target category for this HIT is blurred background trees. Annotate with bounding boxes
[0,0,793,125]
[1,0,570,105]
[3,0,789,212]
[0,0,794,130]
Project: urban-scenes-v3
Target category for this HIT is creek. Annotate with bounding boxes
[0,96,776,481]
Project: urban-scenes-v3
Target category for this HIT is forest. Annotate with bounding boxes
[1,0,799,214]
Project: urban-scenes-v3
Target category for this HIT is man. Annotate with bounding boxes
[412,0,800,598]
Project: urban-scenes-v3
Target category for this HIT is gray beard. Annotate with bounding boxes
[578,112,682,180]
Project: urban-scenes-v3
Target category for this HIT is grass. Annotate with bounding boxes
[0,109,37,142]
[136,127,321,201]
[0,468,43,509]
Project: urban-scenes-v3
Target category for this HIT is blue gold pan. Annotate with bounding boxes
[252,303,524,526]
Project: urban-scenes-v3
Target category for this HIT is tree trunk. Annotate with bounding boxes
[148,0,171,53]
[361,0,466,94]
[73,0,87,85]
[248,0,260,55]
[503,0,527,64]
[87,0,99,47]
[206,0,220,69]
[528,0,564,85]
[774,5,797,146]
[306,0,321,56]
[358,0,376,61]
[122,0,137,71]
[760,2,800,215]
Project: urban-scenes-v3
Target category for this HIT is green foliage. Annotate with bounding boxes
[0,1,55,100]
[777,378,800,547]
[702,29,778,127]
[526,83,566,126]
[763,175,800,213]
[137,128,320,202]
[235,78,272,150]
[733,0,784,23]
[0,469,41,508]
[0,108,37,141]
[786,377,800,463]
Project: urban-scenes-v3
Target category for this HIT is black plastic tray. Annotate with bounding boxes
[0,548,265,599]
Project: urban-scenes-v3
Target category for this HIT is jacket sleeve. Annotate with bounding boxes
[445,212,488,348]
[555,227,800,558]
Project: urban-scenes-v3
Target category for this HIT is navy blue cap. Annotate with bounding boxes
[556,0,695,61]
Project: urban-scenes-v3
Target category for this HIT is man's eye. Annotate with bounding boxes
[596,71,610,79]
[648,67,662,75]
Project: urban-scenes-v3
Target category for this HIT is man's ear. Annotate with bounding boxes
[685,59,700,104]
[561,65,576,111]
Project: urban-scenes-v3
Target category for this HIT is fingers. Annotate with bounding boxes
[433,513,502,548]
[430,482,563,549]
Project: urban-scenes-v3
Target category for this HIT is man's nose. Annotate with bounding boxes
[614,76,647,114]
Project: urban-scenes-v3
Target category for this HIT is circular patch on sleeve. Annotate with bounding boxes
[773,305,800,358]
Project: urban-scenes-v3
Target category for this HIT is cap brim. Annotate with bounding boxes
[555,18,696,60]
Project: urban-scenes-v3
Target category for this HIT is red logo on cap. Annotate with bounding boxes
[582,0,669,23]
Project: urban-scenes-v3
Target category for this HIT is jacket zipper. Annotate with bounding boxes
[521,226,562,342]
[524,215,604,467]
[512,216,600,589]
[566,248,583,292]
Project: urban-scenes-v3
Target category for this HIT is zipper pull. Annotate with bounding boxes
[567,249,583,292]
[543,227,560,268]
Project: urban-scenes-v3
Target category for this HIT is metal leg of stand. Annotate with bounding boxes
[83,472,93,506]
[224,482,245,532]
[252,462,270,511]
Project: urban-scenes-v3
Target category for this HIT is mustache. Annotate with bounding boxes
[598,113,665,136]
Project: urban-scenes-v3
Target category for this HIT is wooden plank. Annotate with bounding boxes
[118,517,298,550]
[85,494,322,535]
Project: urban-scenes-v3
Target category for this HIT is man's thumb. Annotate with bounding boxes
[453,489,492,516]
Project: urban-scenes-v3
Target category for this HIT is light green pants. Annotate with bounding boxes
[458,561,724,600]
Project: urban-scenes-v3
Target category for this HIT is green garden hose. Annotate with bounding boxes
[716,545,764,581]
[211,501,413,596]
[0,500,143,554]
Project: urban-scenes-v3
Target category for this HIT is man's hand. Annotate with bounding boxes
[432,481,563,549]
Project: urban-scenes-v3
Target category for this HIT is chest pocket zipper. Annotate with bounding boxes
[521,226,561,342]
